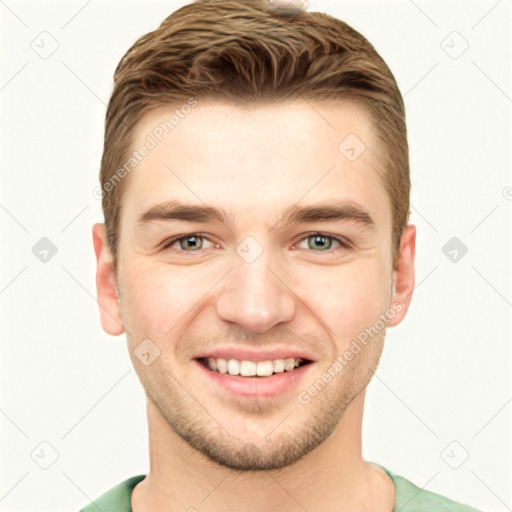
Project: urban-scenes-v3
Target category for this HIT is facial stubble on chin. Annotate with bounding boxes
[139,334,386,472]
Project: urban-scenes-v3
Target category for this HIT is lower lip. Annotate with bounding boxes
[194,359,313,398]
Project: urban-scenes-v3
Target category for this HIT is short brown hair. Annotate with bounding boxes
[100,0,410,272]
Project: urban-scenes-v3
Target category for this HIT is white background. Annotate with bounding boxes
[1,1,510,511]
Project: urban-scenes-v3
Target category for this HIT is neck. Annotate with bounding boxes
[131,388,395,512]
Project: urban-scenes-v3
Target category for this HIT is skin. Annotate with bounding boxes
[92,98,416,512]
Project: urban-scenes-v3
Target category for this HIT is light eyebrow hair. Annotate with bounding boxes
[137,199,376,231]
[137,200,228,226]
[277,200,376,230]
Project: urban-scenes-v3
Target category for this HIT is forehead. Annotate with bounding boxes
[122,98,390,230]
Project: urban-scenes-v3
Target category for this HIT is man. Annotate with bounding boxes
[83,0,481,510]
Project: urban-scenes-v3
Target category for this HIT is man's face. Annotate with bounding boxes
[95,98,414,471]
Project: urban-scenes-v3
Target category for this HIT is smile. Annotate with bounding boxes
[195,357,314,398]
[198,356,311,377]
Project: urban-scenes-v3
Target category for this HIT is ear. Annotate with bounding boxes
[387,224,416,328]
[92,223,125,336]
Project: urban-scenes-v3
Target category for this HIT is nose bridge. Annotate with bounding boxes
[216,236,296,333]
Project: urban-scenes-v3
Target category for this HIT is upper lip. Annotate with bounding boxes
[195,348,315,362]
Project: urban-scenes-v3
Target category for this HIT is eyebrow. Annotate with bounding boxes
[138,201,229,226]
[280,201,376,230]
[137,199,376,230]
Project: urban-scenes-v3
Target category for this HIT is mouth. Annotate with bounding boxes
[194,356,314,398]
[196,356,313,377]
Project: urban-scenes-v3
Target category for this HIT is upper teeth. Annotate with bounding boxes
[206,357,303,377]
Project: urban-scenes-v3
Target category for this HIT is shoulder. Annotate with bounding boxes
[78,474,146,512]
[371,463,483,512]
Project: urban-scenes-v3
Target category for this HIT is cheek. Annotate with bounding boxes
[120,262,202,339]
[301,259,390,346]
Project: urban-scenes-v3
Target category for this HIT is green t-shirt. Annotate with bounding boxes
[78,463,482,511]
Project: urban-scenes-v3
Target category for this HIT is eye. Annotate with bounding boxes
[160,232,351,254]
[161,233,213,252]
[295,233,351,252]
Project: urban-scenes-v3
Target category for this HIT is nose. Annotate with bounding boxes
[216,248,296,334]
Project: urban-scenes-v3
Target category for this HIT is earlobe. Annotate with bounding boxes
[92,223,125,336]
[387,224,416,328]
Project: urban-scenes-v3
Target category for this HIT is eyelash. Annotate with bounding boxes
[160,232,352,254]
